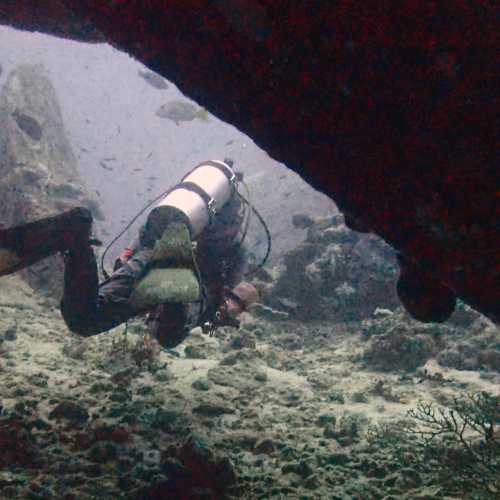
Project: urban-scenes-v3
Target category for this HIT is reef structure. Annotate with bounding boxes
[0,1,497,322]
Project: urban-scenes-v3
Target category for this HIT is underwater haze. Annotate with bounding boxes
[0,25,335,267]
[0,25,499,500]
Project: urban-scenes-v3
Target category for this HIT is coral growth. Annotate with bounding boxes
[363,328,436,372]
[367,392,500,498]
[259,214,399,321]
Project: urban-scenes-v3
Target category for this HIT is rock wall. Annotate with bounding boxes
[0,63,102,298]
[258,214,400,322]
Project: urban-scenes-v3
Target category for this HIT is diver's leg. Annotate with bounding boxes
[60,243,100,335]
[146,303,189,349]
[61,247,153,336]
[0,207,94,277]
[93,249,154,332]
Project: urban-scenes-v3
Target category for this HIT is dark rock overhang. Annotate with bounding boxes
[0,1,497,322]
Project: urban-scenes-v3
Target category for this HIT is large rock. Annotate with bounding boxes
[0,3,498,322]
[261,214,399,321]
[0,64,101,298]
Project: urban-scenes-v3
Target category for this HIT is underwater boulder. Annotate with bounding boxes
[363,327,436,372]
[0,64,104,298]
[266,215,399,321]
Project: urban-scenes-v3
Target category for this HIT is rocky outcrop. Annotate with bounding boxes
[360,306,500,373]
[258,214,399,321]
[1,2,497,323]
[0,64,102,298]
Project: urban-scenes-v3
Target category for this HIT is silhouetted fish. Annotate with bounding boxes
[138,70,168,90]
[12,109,42,141]
[0,63,2,77]
[156,101,209,125]
[99,161,113,171]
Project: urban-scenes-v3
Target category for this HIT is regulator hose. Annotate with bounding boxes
[101,173,272,280]
[235,190,272,278]
[100,186,175,279]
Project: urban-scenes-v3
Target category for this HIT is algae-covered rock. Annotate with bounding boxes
[0,64,103,298]
[208,365,261,391]
[152,408,186,432]
[363,332,435,372]
[192,379,211,391]
[48,401,89,425]
[192,402,235,417]
[261,215,399,321]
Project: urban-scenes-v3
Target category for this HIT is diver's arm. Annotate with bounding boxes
[219,246,258,320]
[225,244,247,287]
[113,234,141,271]
[223,282,259,319]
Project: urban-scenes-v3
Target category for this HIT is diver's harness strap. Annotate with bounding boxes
[176,181,218,222]
[182,160,238,190]
[176,160,238,226]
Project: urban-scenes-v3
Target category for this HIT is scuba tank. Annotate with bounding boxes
[146,160,238,240]
[128,160,239,312]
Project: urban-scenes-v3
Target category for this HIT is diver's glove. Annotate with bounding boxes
[202,282,258,336]
[215,282,259,327]
[113,248,135,271]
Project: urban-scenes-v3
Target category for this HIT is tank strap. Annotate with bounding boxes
[203,160,237,189]
[177,181,217,221]
[183,160,238,192]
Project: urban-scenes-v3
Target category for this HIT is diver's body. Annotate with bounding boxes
[0,160,258,348]
[61,168,254,347]
[60,209,248,347]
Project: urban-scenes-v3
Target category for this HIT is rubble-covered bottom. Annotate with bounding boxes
[0,275,498,499]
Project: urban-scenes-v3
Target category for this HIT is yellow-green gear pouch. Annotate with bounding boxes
[129,222,201,310]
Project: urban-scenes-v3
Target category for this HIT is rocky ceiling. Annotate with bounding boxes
[0,1,497,323]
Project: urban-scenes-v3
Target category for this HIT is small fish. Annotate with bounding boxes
[156,100,209,125]
[225,140,234,146]
[99,161,113,171]
[146,152,153,159]
[102,157,116,162]
[79,147,89,153]
[138,70,168,90]
[12,109,42,141]
[146,176,158,181]
[0,63,2,77]
[133,168,142,172]
[95,190,101,197]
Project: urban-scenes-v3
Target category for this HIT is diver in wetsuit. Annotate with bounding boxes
[0,160,258,348]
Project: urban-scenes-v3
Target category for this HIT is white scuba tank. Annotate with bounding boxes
[155,160,237,237]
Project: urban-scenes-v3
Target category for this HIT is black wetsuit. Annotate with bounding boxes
[60,222,245,346]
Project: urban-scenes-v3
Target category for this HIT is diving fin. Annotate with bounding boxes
[0,207,93,278]
[129,222,201,310]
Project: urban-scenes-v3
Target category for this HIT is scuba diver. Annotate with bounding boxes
[0,160,260,348]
